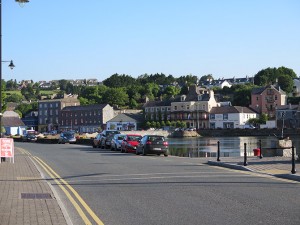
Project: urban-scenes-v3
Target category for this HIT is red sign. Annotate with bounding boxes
[0,138,14,158]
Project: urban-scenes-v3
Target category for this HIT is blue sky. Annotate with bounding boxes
[2,0,300,82]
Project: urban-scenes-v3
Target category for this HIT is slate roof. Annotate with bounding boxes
[61,104,109,111]
[210,106,257,114]
[251,84,286,95]
[2,117,25,127]
[108,113,144,123]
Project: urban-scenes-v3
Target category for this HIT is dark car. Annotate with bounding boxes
[110,134,126,151]
[99,130,120,149]
[22,134,37,142]
[121,134,142,153]
[92,133,103,148]
[58,132,76,144]
[136,135,168,157]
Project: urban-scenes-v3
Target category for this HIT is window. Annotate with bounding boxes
[275,95,277,100]
[174,106,177,110]
[210,114,215,119]
[223,114,228,120]
[256,97,259,101]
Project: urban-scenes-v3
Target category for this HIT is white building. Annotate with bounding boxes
[209,106,258,129]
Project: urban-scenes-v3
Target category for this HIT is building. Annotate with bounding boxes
[38,95,80,132]
[275,104,299,129]
[170,85,218,129]
[2,111,27,136]
[209,106,257,129]
[21,111,38,131]
[106,112,144,131]
[143,85,218,129]
[60,104,114,133]
[292,78,300,97]
[249,84,286,118]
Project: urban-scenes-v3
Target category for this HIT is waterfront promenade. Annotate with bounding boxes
[0,147,299,225]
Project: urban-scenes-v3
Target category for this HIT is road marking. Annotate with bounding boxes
[33,156,95,225]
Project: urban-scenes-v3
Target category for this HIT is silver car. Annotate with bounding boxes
[58,132,77,144]
[110,134,126,151]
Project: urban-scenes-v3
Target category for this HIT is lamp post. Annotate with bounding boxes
[281,111,285,139]
[0,0,29,137]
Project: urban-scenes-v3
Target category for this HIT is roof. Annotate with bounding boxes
[108,113,144,123]
[210,106,257,114]
[3,111,20,118]
[2,117,25,127]
[251,84,286,95]
[61,104,110,111]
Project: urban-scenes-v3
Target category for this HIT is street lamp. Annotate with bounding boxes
[0,0,29,137]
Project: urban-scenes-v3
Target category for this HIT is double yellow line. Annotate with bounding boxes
[20,148,104,225]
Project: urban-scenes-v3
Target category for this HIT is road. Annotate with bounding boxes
[16,142,300,225]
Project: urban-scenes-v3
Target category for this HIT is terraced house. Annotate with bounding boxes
[143,85,218,129]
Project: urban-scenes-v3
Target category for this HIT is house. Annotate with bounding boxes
[106,112,144,131]
[143,85,218,129]
[2,111,27,136]
[38,95,80,132]
[292,78,300,97]
[249,84,287,119]
[60,104,114,133]
[209,106,258,129]
[275,104,299,129]
[170,85,218,129]
[22,111,38,131]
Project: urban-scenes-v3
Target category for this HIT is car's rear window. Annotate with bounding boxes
[148,136,165,142]
[128,136,142,141]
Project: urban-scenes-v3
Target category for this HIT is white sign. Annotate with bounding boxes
[0,138,14,163]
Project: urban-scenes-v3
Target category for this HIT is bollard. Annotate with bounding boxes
[217,141,220,161]
[244,143,248,166]
[259,139,263,159]
[291,146,296,174]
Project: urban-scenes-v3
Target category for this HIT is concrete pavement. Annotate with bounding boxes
[0,147,68,225]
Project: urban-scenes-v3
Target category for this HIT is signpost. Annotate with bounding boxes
[0,138,14,163]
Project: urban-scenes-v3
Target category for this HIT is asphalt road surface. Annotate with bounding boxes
[16,142,300,225]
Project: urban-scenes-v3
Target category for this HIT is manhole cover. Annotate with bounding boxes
[21,193,52,199]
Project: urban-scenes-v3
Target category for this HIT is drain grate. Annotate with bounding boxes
[21,193,52,199]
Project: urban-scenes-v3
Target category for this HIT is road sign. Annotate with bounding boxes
[0,138,14,163]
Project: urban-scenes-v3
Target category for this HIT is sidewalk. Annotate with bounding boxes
[0,147,68,225]
[207,156,300,182]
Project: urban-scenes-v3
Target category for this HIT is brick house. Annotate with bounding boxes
[60,104,114,133]
[38,95,80,132]
[249,84,286,119]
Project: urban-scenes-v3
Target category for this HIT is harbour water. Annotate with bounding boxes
[168,136,300,158]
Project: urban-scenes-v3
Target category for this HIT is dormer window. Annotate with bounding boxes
[198,95,202,101]
[181,95,186,101]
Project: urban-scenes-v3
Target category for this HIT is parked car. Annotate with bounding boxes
[58,132,77,144]
[121,134,142,153]
[92,133,103,148]
[22,134,37,142]
[110,134,126,151]
[136,135,168,157]
[99,130,121,149]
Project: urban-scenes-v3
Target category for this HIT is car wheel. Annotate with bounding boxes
[136,148,140,155]
[164,153,168,157]
[92,143,96,148]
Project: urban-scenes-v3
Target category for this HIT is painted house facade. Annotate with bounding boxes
[209,106,257,129]
[249,84,286,119]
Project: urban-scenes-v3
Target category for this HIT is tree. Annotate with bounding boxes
[103,88,129,107]
[5,93,23,103]
[277,74,293,93]
[254,67,297,93]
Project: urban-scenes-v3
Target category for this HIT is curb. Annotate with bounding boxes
[207,161,300,183]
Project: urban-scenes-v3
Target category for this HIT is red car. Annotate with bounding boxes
[121,134,142,153]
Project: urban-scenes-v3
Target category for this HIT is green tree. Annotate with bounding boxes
[103,88,129,107]
[277,74,293,93]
